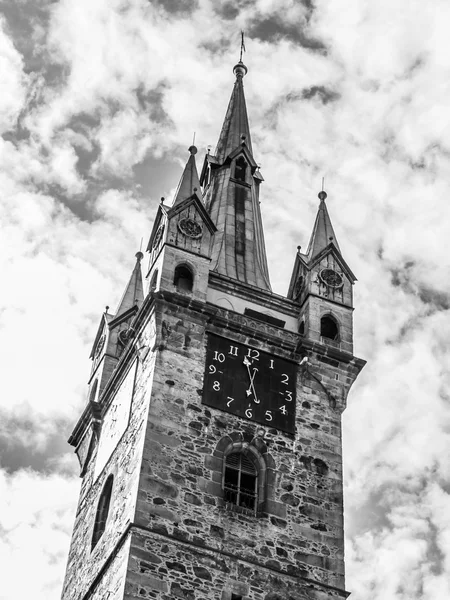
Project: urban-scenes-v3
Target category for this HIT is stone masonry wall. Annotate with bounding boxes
[125,296,353,599]
[61,314,157,600]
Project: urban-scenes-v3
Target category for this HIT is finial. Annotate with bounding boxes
[241,133,246,144]
[239,31,246,62]
[234,33,248,78]
[318,190,327,202]
[233,61,248,78]
[193,187,198,192]
[297,245,301,252]
[135,251,144,262]
[207,145,211,154]
[188,145,197,155]
[105,305,109,313]
[160,197,164,204]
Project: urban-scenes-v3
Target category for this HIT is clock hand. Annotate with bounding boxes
[248,368,260,403]
[243,357,260,403]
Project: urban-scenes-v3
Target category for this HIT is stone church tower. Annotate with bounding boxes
[61,59,365,600]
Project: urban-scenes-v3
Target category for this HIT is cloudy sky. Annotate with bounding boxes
[1,0,450,598]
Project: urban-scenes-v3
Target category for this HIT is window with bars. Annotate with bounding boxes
[92,475,113,549]
[224,452,258,510]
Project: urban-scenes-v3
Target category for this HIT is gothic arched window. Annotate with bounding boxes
[92,475,113,549]
[234,157,247,182]
[174,264,193,293]
[320,315,339,341]
[224,452,258,510]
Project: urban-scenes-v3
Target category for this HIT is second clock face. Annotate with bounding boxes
[202,334,296,434]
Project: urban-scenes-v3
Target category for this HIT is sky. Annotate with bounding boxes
[0,0,450,598]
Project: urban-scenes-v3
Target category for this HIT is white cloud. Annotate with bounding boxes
[0,17,28,132]
[1,0,450,598]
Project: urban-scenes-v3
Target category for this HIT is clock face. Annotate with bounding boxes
[319,268,343,288]
[202,334,296,434]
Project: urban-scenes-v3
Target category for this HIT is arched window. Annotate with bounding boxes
[234,157,247,182]
[298,321,305,336]
[320,315,339,341]
[173,264,193,292]
[92,475,113,549]
[224,452,258,510]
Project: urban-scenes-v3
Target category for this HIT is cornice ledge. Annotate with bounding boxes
[209,272,299,316]
[299,337,366,370]
[149,290,299,355]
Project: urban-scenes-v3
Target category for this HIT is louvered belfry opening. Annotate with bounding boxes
[224,452,258,510]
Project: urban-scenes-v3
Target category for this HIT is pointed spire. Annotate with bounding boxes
[306,191,341,260]
[172,146,202,206]
[115,252,144,317]
[205,61,271,291]
[215,62,253,162]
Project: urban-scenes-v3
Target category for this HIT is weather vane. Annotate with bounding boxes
[239,31,246,62]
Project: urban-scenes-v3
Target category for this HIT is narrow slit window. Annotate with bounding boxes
[224,452,257,510]
[150,269,158,292]
[92,475,113,549]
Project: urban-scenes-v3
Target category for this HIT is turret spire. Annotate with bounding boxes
[172,145,202,206]
[115,251,144,317]
[306,190,341,260]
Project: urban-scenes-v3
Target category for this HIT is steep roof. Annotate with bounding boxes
[306,191,341,260]
[172,146,202,206]
[205,62,271,291]
[215,61,253,162]
[115,252,144,318]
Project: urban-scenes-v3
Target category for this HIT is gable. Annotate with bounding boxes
[166,196,216,258]
[309,243,357,283]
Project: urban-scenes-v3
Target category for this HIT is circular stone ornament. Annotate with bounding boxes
[118,328,131,346]
[178,217,203,239]
[319,268,343,288]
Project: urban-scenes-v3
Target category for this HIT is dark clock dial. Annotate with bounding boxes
[202,334,297,434]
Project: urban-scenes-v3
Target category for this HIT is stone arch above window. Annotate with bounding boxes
[92,474,113,550]
[234,156,247,182]
[173,263,193,293]
[210,433,277,515]
[320,314,339,341]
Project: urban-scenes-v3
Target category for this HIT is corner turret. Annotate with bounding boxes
[288,190,356,354]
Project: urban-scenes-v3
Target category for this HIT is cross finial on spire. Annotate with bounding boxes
[239,31,246,63]
[233,32,248,78]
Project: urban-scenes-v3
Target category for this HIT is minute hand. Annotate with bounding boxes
[243,357,260,403]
